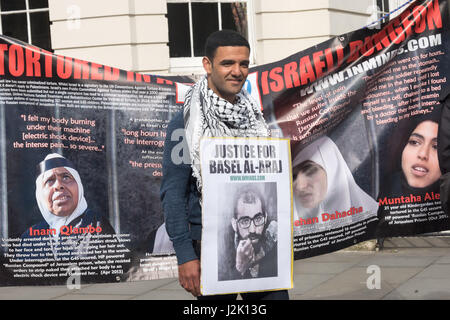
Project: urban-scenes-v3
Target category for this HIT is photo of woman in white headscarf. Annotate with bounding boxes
[21,153,117,261]
[292,136,379,235]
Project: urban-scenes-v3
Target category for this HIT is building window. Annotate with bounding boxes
[376,0,390,15]
[373,0,390,23]
[167,0,251,72]
[374,0,413,23]
[0,0,51,51]
[388,0,414,18]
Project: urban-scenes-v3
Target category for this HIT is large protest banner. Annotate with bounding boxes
[248,0,450,259]
[0,35,192,285]
[0,0,449,286]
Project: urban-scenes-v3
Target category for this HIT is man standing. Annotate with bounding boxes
[160,30,288,299]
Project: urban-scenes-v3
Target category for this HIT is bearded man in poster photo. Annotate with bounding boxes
[220,185,278,281]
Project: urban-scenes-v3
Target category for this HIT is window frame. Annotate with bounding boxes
[167,0,255,74]
[373,0,390,23]
[388,0,413,19]
[373,0,413,22]
[0,0,50,49]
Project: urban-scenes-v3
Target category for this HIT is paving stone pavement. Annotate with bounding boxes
[0,236,449,300]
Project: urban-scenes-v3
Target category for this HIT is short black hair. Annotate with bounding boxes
[233,186,265,219]
[204,29,250,60]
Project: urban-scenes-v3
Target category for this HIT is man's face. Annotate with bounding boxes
[293,165,328,209]
[202,46,250,103]
[233,196,265,246]
[41,167,79,217]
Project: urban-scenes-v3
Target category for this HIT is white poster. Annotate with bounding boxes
[200,137,293,295]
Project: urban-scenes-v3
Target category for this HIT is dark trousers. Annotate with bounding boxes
[193,241,289,301]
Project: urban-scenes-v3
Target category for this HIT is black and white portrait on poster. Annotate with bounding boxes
[199,137,293,295]
[217,182,278,281]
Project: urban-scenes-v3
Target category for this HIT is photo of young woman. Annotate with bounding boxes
[376,110,446,237]
[401,120,441,188]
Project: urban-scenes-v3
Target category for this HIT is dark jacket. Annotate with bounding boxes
[438,84,450,216]
[160,111,202,265]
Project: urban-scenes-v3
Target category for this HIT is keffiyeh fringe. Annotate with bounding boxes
[183,75,269,193]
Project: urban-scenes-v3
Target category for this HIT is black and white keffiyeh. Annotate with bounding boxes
[184,75,269,192]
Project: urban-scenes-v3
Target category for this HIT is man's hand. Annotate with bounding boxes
[178,259,201,297]
[235,239,255,275]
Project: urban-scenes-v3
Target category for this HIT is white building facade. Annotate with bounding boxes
[1,0,411,75]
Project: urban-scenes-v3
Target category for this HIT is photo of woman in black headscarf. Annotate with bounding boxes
[376,109,449,237]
